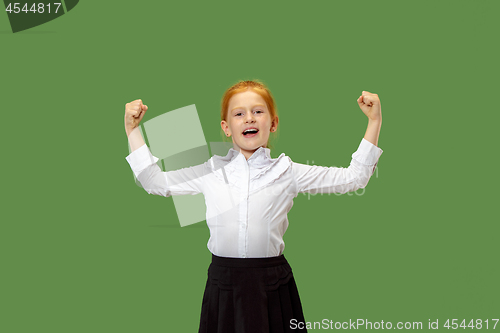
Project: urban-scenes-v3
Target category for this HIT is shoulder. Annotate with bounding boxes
[207,151,235,172]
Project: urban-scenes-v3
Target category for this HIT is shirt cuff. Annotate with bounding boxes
[351,138,383,165]
[125,144,160,177]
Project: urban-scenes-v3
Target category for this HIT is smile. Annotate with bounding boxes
[243,128,259,137]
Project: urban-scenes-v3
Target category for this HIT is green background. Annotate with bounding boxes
[1,0,498,331]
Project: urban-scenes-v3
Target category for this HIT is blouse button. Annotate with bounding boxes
[242,254,246,258]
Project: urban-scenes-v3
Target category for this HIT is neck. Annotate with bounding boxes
[240,149,256,160]
[233,144,266,160]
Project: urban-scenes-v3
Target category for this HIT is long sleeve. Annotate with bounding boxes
[125,144,205,197]
[291,138,383,194]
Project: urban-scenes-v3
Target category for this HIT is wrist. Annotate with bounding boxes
[125,126,137,137]
[368,117,382,125]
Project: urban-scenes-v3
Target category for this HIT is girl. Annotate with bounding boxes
[124,80,383,333]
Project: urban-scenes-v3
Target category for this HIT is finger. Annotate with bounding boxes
[134,109,143,118]
[127,105,141,117]
[359,95,374,106]
[128,107,141,117]
[362,91,379,99]
[138,109,146,122]
[129,100,143,108]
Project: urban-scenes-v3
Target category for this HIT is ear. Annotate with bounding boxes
[221,120,231,136]
[271,116,279,132]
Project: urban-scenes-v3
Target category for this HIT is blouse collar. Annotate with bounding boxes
[210,145,290,190]
[227,146,273,168]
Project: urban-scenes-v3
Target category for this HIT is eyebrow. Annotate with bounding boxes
[231,104,266,112]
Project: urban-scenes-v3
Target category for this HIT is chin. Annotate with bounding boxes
[240,145,260,152]
[236,138,268,152]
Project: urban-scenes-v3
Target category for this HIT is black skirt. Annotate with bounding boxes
[198,254,307,333]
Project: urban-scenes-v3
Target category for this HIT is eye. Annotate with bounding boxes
[254,110,263,114]
[235,112,243,116]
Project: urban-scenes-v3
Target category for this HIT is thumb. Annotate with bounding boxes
[137,108,146,122]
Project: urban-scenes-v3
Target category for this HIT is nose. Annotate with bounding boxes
[245,111,255,123]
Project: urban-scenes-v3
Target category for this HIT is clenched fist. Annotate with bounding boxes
[357,91,382,122]
[125,99,148,136]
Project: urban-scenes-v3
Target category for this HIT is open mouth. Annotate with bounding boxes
[243,128,259,137]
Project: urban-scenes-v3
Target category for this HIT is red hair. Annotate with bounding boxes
[220,79,279,149]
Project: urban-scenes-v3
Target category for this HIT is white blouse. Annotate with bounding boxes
[125,138,383,258]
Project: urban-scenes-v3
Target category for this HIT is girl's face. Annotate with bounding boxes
[221,90,278,159]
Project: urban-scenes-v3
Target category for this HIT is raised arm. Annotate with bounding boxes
[292,138,383,194]
[125,144,206,197]
[358,90,382,147]
[123,99,205,197]
[124,99,148,152]
[292,91,383,195]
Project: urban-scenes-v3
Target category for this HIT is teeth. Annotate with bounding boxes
[244,129,258,134]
